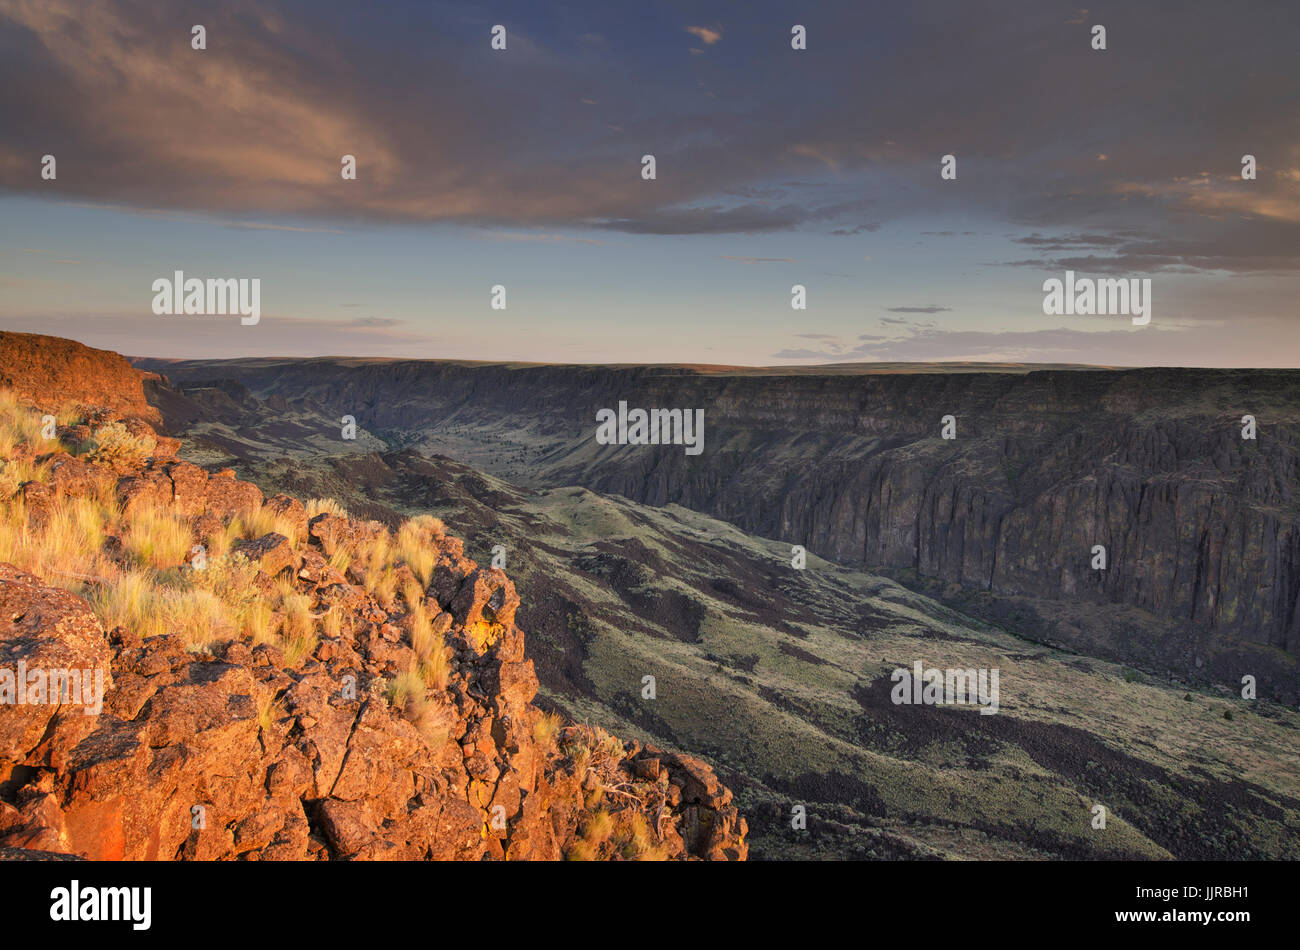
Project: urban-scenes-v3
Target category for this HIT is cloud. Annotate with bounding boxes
[1014,232,1131,250]
[770,326,1182,363]
[345,317,403,328]
[685,25,722,45]
[590,203,814,235]
[997,213,1300,274]
[884,306,952,314]
[721,255,796,263]
[0,310,437,359]
[770,306,1300,366]
[54,201,348,235]
[0,0,1296,264]
[475,230,607,246]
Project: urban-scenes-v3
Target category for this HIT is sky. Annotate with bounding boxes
[1,0,1298,366]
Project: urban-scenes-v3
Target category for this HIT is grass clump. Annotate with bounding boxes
[0,391,55,459]
[395,514,445,586]
[256,690,288,734]
[122,507,192,570]
[407,602,451,690]
[534,710,563,754]
[305,497,348,519]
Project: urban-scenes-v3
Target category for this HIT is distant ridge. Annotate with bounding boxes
[135,354,1120,376]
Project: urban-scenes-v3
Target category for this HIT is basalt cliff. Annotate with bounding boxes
[136,356,1300,702]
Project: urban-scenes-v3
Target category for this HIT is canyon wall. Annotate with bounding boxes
[140,358,1300,697]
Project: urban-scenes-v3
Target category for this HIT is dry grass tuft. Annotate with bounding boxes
[533,710,563,755]
[305,497,348,519]
[122,507,192,570]
[395,514,445,586]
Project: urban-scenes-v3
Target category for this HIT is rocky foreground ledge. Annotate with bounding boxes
[0,386,746,860]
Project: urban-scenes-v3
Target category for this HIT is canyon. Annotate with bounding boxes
[135,356,1300,703]
[2,335,1291,860]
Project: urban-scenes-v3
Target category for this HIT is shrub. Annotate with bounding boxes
[86,421,156,464]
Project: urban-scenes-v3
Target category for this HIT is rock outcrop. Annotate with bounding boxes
[0,396,746,860]
[1,332,163,428]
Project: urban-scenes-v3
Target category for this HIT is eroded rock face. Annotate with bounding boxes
[0,414,747,861]
[0,332,163,428]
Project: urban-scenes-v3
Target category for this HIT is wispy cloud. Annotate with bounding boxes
[55,202,347,234]
[0,310,437,360]
[771,325,1188,364]
[685,25,722,45]
[475,230,606,246]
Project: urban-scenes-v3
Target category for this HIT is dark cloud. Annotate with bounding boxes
[878,318,938,329]
[1014,233,1132,249]
[0,0,1295,260]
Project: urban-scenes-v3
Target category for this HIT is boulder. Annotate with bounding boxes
[232,533,299,578]
[264,494,308,544]
[204,472,262,518]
